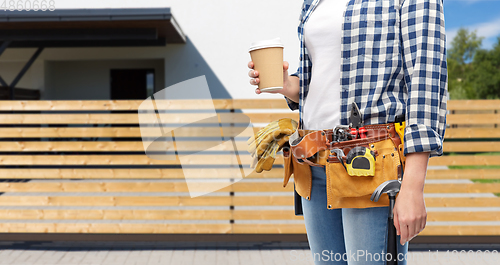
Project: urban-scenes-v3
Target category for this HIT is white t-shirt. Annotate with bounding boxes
[302,0,349,130]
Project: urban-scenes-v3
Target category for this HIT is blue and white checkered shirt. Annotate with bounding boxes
[286,0,448,158]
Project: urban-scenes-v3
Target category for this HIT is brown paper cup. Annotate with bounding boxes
[249,38,284,92]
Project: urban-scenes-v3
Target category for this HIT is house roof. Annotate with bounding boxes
[0,8,186,47]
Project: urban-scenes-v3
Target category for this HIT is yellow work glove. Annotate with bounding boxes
[247,118,297,158]
[248,119,297,173]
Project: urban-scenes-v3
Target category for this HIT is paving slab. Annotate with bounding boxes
[0,242,498,265]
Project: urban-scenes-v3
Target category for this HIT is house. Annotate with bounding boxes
[0,8,233,100]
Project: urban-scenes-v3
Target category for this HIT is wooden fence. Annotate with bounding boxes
[0,99,498,237]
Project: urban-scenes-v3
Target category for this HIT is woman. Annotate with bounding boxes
[248,0,447,264]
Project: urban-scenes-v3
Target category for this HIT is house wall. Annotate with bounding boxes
[43,59,164,100]
[0,0,302,100]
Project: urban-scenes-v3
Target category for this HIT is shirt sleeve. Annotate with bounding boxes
[285,68,301,111]
[400,0,448,158]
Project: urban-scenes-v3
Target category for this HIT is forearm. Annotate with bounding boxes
[281,75,300,103]
[401,152,430,193]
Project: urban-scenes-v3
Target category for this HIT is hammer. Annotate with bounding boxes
[371,179,401,265]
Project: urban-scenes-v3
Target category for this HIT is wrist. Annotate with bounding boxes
[400,152,429,193]
[280,75,299,103]
[401,180,425,194]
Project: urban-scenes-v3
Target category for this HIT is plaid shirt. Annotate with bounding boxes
[286,0,448,158]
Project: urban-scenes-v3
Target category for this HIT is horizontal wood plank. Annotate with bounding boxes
[0,168,496,181]
[0,127,259,138]
[0,99,291,111]
[0,141,253,153]
[429,155,500,166]
[230,99,291,109]
[3,99,495,112]
[426,169,500,180]
[0,209,233,220]
[447,100,500,111]
[3,210,498,222]
[10,154,500,167]
[0,182,498,194]
[444,142,500,152]
[0,196,235,206]
[0,182,295,193]
[0,196,497,207]
[0,113,298,125]
[231,224,500,235]
[0,154,264,166]
[423,183,500,193]
[427,212,500,222]
[0,168,283,179]
[447,114,500,125]
[419,226,500,236]
[444,128,500,139]
[0,223,497,235]
[0,223,232,233]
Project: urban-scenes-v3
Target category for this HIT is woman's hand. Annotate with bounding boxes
[248,61,300,103]
[393,152,430,245]
[393,182,427,245]
[248,61,291,94]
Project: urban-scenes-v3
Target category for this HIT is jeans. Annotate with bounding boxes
[301,166,408,265]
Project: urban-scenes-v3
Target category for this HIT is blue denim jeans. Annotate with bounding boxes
[301,166,408,264]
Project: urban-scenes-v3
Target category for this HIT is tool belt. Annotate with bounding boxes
[282,122,406,209]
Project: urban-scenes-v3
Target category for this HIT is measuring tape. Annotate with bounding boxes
[345,146,376,177]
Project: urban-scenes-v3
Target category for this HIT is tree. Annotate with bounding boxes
[447,29,500,99]
[447,28,483,99]
[470,37,500,99]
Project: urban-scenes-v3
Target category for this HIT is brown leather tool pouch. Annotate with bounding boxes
[283,123,403,203]
[325,137,401,199]
[283,146,312,199]
[283,147,293,188]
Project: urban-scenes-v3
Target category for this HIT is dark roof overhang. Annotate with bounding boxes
[0,8,186,47]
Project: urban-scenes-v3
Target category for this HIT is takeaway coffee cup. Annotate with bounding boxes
[249,38,284,92]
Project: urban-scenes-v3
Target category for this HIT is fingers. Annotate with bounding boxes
[421,213,427,232]
[407,219,417,245]
[399,222,409,246]
[393,207,407,246]
[393,208,400,236]
[248,62,259,87]
[411,212,427,242]
[248,60,260,94]
[398,214,427,245]
[248,69,259,78]
[250,77,260,86]
[283,61,289,71]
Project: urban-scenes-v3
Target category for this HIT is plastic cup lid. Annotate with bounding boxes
[249,38,284,52]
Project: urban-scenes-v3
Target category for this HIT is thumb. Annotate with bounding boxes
[283,61,289,71]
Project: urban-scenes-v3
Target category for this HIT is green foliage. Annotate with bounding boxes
[471,179,500,184]
[447,29,500,99]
